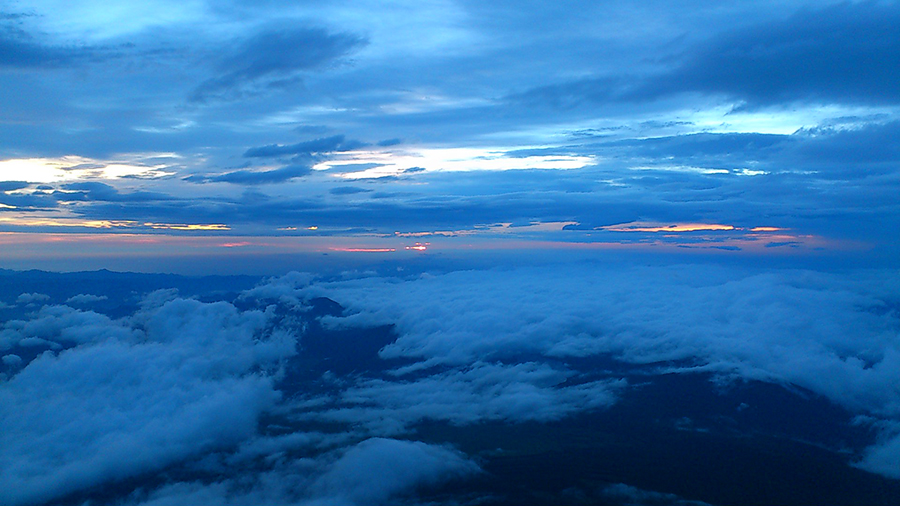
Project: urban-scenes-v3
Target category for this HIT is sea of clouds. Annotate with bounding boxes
[1,263,898,505]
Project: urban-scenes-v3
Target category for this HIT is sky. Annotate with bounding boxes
[2,3,900,503]
[1,0,898,272]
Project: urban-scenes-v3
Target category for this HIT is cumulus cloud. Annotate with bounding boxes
[855,422,900,480]
[65,293,109,305]
[126,438,478,506]
[0,296,297,506]
[2,305,136,347]
[15,292,49,305]
[307,438,479,505]
[1,354,22,367]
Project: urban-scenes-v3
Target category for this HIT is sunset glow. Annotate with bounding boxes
[602,222,737,233]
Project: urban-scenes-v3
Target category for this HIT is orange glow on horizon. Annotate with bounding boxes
[329,247,397,253]
[144,223,230,231]
[603,222,736,233]
[405,242,429,251]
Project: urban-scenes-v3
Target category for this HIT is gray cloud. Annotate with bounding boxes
[657,2,900,107]
[0,181,29,192]
[188,164,314,185]
[65,293,109,305]
[127,438,478,506]
[329,186,372,196]
[513,2,900,110]
[57,181,174,202]
[0,26,78,69]
[243,135,361,158]
[15,293,49,305]
[313,362,622,433]
[307,438,479,505]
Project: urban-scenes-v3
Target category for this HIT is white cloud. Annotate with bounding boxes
[285,264,900,478]
[855,422,900,479]
[313,361,621,433]
[0,295,298,506]
[307,438,479,505]
[65,293,109,305]
[15,292,50,305]
[127,438,479,506]
[302,266,900,416]
[3,305,136,347]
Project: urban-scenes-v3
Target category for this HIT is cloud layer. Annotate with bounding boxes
[1,263,899,505]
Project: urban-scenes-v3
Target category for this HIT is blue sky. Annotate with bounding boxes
[1,0,899,271]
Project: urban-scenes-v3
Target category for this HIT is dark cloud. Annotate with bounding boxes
[57,182,173,202]
[186,164,312,185]
[788,120,900,169]
[191,26,366,101]
[513,2,900,109]
[0,26,77,69]
[658,2,900,106]
[243,135,361,158]
[0,181,29,192]
[330,186,372,195]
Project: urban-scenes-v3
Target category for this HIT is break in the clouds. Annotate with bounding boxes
[1,0,899,268]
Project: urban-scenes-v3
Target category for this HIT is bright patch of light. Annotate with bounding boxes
[145,223,230,231]
[318,147,594,179]
[0,159,80,184]
[630,165,729,175]
[735,168,768,176]
[689,103,900,135]
[330,247,397,253]
[604,222,736,233]
[0,156,174,183]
